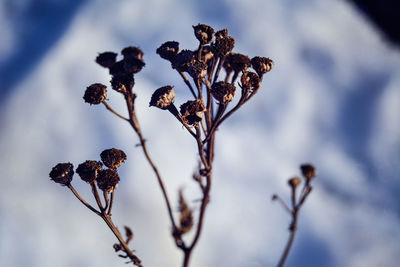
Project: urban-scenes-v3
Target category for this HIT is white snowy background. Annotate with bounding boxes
[0,0,399,267]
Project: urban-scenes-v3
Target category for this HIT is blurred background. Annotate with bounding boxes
[0,0,399,266]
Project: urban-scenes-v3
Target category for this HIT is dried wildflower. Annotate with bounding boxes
[251,56,274,77]
[177,190,194,235]
[195,45,214,63]
[172,50,195,72]
[188,60,208,79]
[100,148,127,169]
[121,46,143,61]
[97,169,120,193]
[149,86,175,110]
[76,160,103,184]
[109,60,125,76]
[96,52,118,68]
[180,99,206,125]
[211,81,236,103]
[193,24,214,44]
[288,177,301,188]
[124,57,145,74]
[224,53,251,73]
[83,83,107,105]
[49,162,74,186]
[212,29,235,57]
[110,74,134,94]
[156,41,180,62]
[240,71,260,95]
[300,164,316,181]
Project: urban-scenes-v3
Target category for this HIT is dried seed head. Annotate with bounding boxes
[300,164,316,181]
[172,50,195,72]
[177,189,194,235]
[76,160,103,184]
[97,169,120,193]
[180,99,206,125]
[121,46,143,61]
[211,81,236,103]
[240,71,260,94]
[224,53,251,73]
[251,56,274,76]
[188,60,208,79]
[212,29,235,57]
[156,41,180,61]
[288,176,301,188]
[49,163,74,186]
[83,83,107,105]
[195,45,214,63]
[100,148,127,169]
[149,86,175,110]
[96,52,117,68]
[109,60,125,76]
[110,74,134,94]
[193,23,214,44]
[123,57,145,74]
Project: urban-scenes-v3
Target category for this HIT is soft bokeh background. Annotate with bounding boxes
[0,0,399,266]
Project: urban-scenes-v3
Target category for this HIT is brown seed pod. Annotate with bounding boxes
[211,81,236,103]
[123,57,145,74]
[224,53,251,73]
[110,74,134,94]
[172,50,196,72]
[49,162,74,186]
[95,52,117,68]
[76,160,103,184]
[83,83,107,105]
[240,71,260,95]
[288,177,301,188]
[300,164,316,181]
[188,60,208,79]
[156,41,180,62]
[212,29,235,57]
[97,169,120,193]
[100,148,127,169]
[180,99,206,125]
[109,60,125,76]
[121,46,143,61]
[251,56,274,77]
[193,23,215,44]
[149,86,175,110]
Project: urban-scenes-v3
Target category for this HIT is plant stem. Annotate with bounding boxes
[277,210,298,267]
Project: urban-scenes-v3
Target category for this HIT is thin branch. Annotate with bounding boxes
[68,185,101,216]
[107,190,115,215]
[102,101,129,121]
[178,71,197,99]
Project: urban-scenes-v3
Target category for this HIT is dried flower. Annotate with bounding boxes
[193,24,214,44]
[123,57,145,74]
[177,189,193,235]
[288,177,301,188]
[83,83,107,105]
[211,81,236,103]
[188,60,208,79]
[97,169,120,193]
[149,86,175,110]
[195,45,214,64]
[212,29,235,57]
[172,50,195,72]
[100,148,127,169]
[76,160,103,184]
[121,46,143,61]
[180,99,206,125]
[109,60,125,76]
[49,162,74,186]
[110,74,134,94]
[240,71,260,95]
[224,53,251,73]
[156,41,180,62]
[96,52,118,68]
[300,164,316,181]
[251,56,274,77]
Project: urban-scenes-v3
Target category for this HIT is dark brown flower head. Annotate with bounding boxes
[288,176,301,188]
[109,60,125,76]
[97,169,120,193]
[96,52,117,68]
[188,60,208,79]
[149,86,175,110]
[49,162,74,186]
[193,24,214,44]
[100,148,127,169]
[180,99,206,125]
[83,83,107,105]
[156,41,180,61]
[224,53,251,73]
[121,46,143,61]
[195,45,214,64]
[251,56,274,77]
[172,50,195,72]
[300,164,316,181]
[123,57,145,74]
[110,74,134,94]
[76,160,103,184]
[211,81,236,103]
[240,71,260,94]
[212,29,235,57]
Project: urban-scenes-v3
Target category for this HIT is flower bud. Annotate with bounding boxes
[76,160,103,184]
[300,164,316,181]
[149,86,175,110]
[172,50,195,72]
[110,74,134,94]
[212,29,235,57]
[97,169,120,193]
[224,53,251,73]
[180,99,206,125]
[251,56,274,77]
[240,71,260,94]
[288,177,301,188]
[96,52,117,68]
[211,81,236,103]
[49,163,74,186]
[121,46,143,61]
[193,24,214,44]
[156,41,180,61]
[83,83,107,105]
[100,148,127,169]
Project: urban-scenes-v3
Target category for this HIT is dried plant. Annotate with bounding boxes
[49,23,315,267]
